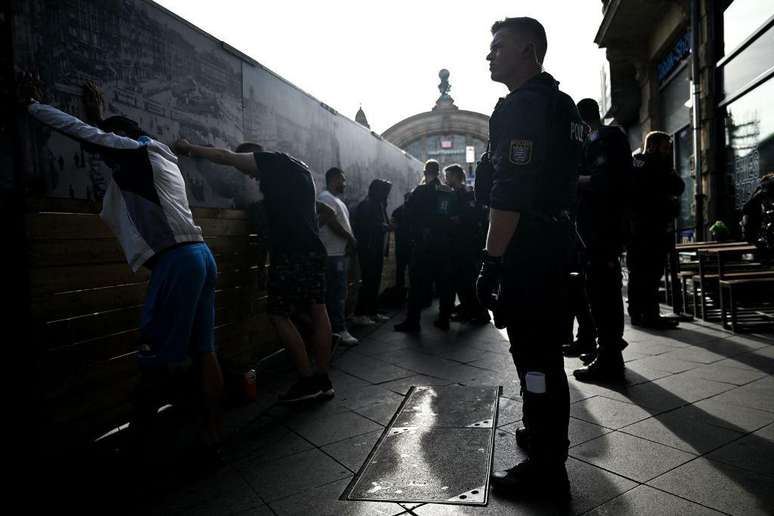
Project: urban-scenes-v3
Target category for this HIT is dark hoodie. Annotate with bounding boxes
[353,179,392,257]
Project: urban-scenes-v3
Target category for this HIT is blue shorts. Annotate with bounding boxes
[138,242,217,367]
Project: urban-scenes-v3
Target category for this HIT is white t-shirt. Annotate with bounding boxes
[318,189,352,257]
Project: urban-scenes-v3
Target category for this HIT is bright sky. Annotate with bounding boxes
[156,0,606,133]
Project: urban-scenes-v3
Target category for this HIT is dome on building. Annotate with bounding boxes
[381,69,489,179]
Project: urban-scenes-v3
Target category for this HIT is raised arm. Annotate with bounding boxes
[174,139,257,175]
[28,102,141,151]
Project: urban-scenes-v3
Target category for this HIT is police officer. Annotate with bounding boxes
[395,160,458,332]
[627,131,685,328]
[475,17,584,499]
[572,98,632,383]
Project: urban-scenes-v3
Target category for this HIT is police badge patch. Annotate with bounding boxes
[509,139,532,165]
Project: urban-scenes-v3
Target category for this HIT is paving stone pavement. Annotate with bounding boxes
[140,306,774,515]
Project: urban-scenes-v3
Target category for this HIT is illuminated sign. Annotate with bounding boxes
[441,139,453,149]
[657,31,691,85]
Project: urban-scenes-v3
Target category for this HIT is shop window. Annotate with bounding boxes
[659,65,691,135]
[674,126,695,233]
[724,0,774,56]
[724,78,774,209]
[720,22,774,100]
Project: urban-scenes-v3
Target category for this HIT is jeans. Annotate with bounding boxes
[325,255,348,333]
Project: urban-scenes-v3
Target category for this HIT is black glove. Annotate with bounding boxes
[476,252,503,311]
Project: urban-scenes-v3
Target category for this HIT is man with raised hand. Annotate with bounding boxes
[174,138,334,403]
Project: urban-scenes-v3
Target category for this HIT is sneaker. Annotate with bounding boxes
[278,376,322,403]
[394,320,420,333]
[491,460,570,501]
[351,315,375,326]
[336,330,359,345]
[316,372,335,398]
[372,313,391,321]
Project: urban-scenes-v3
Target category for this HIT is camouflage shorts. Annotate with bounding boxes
[267,251,326,317]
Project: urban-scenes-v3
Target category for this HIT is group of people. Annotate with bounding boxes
[392,160,490,333]
[19,12,693,502]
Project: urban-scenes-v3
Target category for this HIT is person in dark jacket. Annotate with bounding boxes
[627,131,685,328]
[741,172,774,263]
[445,164,490,324]
[394,160,458,332]
[572,98,632,383]
[352,179,392,323]
[391,192,413,290]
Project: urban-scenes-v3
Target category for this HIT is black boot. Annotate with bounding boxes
[573,353,625,383]
[562,339,595,358]
[491,460,570,501]
[433,317,450,331]
[394,320,420,333]
[579,350,597,365]
[514,427,529,450]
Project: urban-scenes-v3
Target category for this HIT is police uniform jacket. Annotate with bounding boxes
[577,125,633,254]
[407,178,457,256]
[486,72,584,262]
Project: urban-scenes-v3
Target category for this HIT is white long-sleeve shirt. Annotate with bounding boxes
[28,103,203,271]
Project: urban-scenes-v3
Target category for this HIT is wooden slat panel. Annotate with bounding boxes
[192,207,247,220]
[26,197,248,221]
[41,314,271,400]
[26,197,102,214]
[28,213,252,240]
[31,282,148,320]
[30,264,264,321]
[43,287,255,348]
[28,235,260,268]
[30,263,150,296]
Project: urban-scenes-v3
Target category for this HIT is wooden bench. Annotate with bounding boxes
[695,245,758,320]
[27,198,282,456]
[720,275,774,332]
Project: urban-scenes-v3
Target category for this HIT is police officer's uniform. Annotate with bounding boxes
[627,152,685,325]
[397,177,458,330]
[450,185,490,322]
[478,72,584,467]
[573,126,632,379]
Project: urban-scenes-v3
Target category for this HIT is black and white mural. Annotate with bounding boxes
[13,0,421,209]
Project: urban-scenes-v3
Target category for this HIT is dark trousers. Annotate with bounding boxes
[627,238,667,319]
[502,222,573,464]
[406,253,453,324]
[565,270,595,345]
[325,256,348,333]
[586,251,625,356]
[395,239,411,288]
[356,250,384,316]
[451,252,486,316]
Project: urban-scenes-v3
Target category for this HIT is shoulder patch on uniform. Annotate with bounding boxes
[509,139,533,165]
